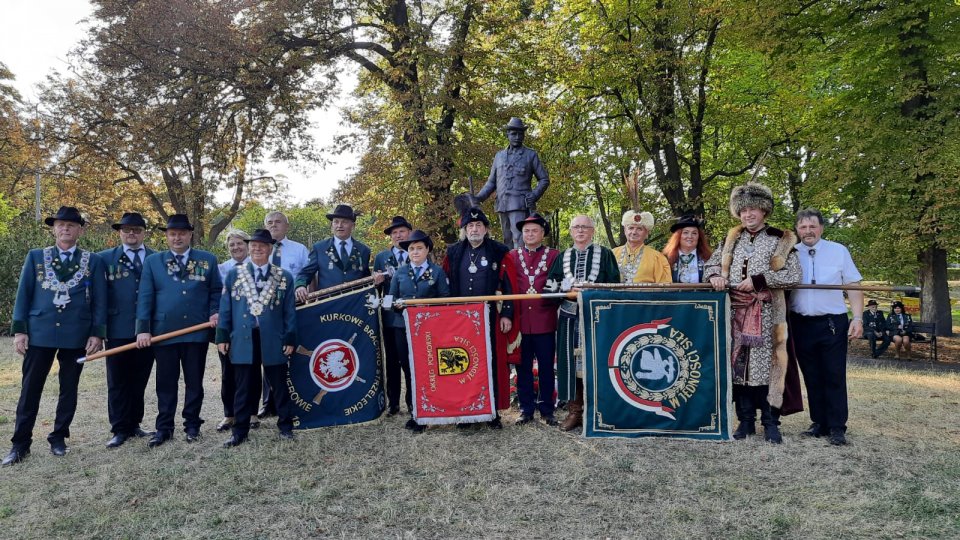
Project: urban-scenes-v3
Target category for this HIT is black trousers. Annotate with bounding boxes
[390,327,414,413]
[868,331,891,357]
[516,332,556,417]
[154,342,208,434]
[219,350,260,419]
[105,338,154,436]
[791,313,850,432]
[11,346,84,450]
[259,367,275,415]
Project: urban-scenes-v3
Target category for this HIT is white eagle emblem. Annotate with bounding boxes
[319,350,350,379]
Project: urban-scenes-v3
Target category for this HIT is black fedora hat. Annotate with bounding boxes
[158,214,194,231]
[111,212,148,231]
[383,215,413,235]
[44,206,86,226]
[670,214,706,233]
[516,212,550,235]
[326,204,358,221]
[246,228,276,245]
[459,206,490,228]
[399,230,434,252]
[867,299,879,307]
[503,117,528,131]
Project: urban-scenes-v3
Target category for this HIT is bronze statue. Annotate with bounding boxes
[471,117,550,248]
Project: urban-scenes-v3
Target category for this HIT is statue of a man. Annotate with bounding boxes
[472,117,550,248]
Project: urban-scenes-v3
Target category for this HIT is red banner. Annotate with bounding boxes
[404,303,495,425]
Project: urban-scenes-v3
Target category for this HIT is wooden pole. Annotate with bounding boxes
[77,322,214,364]
[298,276,376,306]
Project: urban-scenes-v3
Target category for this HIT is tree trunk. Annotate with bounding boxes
[918,246,954,337]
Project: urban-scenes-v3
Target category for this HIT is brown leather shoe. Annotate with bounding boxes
[560,380,584,432]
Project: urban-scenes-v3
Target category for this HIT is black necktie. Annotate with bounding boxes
[272,242,282,266]
[339,241,349,269]
[257,267,267,290]
[60,251,71,264]
[176,254,186,270]
[131,248,143,273]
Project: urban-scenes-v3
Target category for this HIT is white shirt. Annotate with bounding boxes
[171,248,191,263]
[271,237,309,278]
[677,251,699,284]
[789,239,862,316]
[334,237,354,258]
[125,244,146,264]
[218,257,249,281]
[392,246,408,266]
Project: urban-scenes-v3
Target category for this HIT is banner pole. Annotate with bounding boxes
[77,322,214,364]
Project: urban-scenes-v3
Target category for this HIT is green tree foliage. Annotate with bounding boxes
[40,0,330,245]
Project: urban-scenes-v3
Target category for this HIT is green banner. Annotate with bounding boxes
[582,290,732,440]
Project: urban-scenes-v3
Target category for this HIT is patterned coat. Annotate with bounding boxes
[703,225,801,407]
[12,247,107,348]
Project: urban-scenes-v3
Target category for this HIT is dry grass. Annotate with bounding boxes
[0,337,958,539]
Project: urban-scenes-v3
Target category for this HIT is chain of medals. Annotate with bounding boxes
[41,247,91,307]
[616,244,645,283]
[233,264,286,317]
[677,252,698,283]
[517,246,551,294]
[562,245,600,283]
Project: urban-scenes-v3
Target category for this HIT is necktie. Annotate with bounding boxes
[339,240,349,270]
[176,254,185,269]
[272,242,282,267]
[398,252,406,266]
[131,248,143,272]
[808,249,816,284]
[60,251,71,264]
[256,267,266,290]
[415,266,423,280]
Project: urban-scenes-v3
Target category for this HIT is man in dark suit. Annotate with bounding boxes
[863,300,890,359]
[4,206,107,466]
[472,117,550,248]
[373,215,413,415]
[443,207,514,428]
[217,229,298,447]
[100,212,156,448]
[136,214,222,447]
[295,204,377,302]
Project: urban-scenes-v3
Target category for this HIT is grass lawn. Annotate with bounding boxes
[0,337,958,539]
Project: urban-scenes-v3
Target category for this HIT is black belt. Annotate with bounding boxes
[791,313,846,320]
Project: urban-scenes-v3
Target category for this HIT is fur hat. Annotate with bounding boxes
[729,182,774,218]
[621,210,654,230]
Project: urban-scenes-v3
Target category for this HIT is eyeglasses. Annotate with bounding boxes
[571,225,594,231]
[120,228,145,234]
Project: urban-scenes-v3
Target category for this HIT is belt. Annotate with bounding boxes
[791,313,846,320]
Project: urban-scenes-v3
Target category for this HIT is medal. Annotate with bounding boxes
[250,302,264,316]
[744,243,755,256]
[527,286,537,294]
[468,262,478,273]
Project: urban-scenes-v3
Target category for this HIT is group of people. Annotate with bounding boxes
[863,300,916,359]
[4,178,872,466]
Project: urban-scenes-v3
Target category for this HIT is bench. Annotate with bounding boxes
[910,321,938,362]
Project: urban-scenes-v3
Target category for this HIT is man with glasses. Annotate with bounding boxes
[99,212,156,448]
[544,215,620,432]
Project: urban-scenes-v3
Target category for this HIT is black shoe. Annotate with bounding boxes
[279,430,295,441]
[733,421,756,440]
[542,415,559,427]
[222,435,247,448]
[515,414,534,426]
[1,448,29,466]
[386,406,400,417]
[249,418,261,430]
[106,433,129,449]
[148,432,171,448]
[257,406,277,419]
[828,429,848,446]
[132,427,153,438]
[216,418,234,432]
[764,425,783,444]
[404,419,425,433]
[802,423,825,438]
[488,418,503,430]
[185,428,201,443]
[456,422,473,430]
[50,441,68,456]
